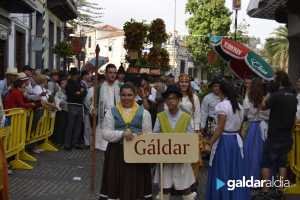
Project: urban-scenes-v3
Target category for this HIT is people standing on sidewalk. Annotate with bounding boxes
[64,68,87,150]
[0,67,18,98]
[96,64,120,151]
[205,80,250,200]
[258,71,297,199]
[4,73,35,110]
[53,76,68,146]
[99,83,152,200]
[243,78,269,181]
[81,71,93,147]
[153,85,197,200]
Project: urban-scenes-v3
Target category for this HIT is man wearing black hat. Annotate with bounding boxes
[200,78,222,137]
[65,68,87,150]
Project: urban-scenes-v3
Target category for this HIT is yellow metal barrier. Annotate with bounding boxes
[4,108,32,170]
[285,124,300,194]
[0,127,9,199]
[25,109,58,152]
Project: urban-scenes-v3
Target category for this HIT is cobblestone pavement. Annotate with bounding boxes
[9,149,104,200]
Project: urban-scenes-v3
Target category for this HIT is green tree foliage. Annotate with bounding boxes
[263,26,289,72]
[54,41,74,57]
[186,0,231,72]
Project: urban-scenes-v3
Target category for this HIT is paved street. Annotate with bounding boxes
[8,149,299,200]
[9,149,104,200]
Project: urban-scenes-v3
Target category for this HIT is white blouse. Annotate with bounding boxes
[215,99,244,132]
[180,94,201,130]
[244,101,269,121]
[102,107,152,143]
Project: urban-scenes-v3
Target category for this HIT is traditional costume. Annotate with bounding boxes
[99,102,153,200]
[206,99,250,200]
[153,110,196,200]
[244,102,269,180]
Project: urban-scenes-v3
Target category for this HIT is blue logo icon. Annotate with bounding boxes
[216,178,225,190]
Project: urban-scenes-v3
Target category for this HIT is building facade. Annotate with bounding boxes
[0,0,77,77]
[247,0,300,82]
[164,34,198,79]
[84,25,126,69]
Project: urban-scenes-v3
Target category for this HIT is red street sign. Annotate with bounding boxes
[71,37,81,54]
[221,38,249,59]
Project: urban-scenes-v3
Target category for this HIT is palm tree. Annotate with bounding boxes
[263,26,289,72]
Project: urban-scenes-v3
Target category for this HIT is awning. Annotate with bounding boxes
[247,0,287,22]
[210,36,274,81]
[47,0,77,21]
[0,0,36,13]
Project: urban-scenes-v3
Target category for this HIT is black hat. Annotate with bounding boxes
[117,65,125,74]
[69,68,79,76]
[209,77,223,87]
[162,84,182,98]
[23,65,33,71]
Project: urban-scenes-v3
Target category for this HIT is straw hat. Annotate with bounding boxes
[5,68,18,76]
[34,74,48,84]
[17,72,29,81]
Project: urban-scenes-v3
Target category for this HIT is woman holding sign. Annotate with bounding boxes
[153,85,197,200]
[205,81,250,200]
[99,83,153,200]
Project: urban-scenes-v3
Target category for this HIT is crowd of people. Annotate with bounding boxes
[0,63,298,200]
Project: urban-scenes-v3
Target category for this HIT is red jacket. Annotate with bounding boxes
[4,89,33,109]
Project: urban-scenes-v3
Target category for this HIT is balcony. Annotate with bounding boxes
[0,0,36,13]
[247,0,288,23]
[47,0,77,21]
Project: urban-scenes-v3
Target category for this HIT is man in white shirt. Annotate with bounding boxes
[200,79,221,138]
[96,64,120,151]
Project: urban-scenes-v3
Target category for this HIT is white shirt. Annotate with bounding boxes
[200,92,221,129]
[180,94,201,131]
[244,101,269,121]
[215,99,244,132]
[153,110,193,133]
[96,81,120,151]
[102,107,152,142]
[297,94,300,120]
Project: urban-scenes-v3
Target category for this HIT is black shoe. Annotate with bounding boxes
[267,189,284,200]
[252,191,269,200]
[64,146,72,151]
[74,144,85,149]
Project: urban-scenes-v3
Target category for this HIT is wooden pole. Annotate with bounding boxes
[160,163,163,200]
[90,44,100,192]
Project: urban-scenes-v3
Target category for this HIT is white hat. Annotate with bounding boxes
[5,67,18,76]
[17,72,29,81]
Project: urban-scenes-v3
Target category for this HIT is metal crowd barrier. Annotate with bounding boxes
[285,124,300,194]
[25,109,57,152]
[3,108,57,170]
[3,109,30,170]
[0,126,9,196]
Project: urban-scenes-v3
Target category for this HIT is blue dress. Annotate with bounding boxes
[206,100,250,200]
[243,103,269,180]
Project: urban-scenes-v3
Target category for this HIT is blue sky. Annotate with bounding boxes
[92,0,281,42]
